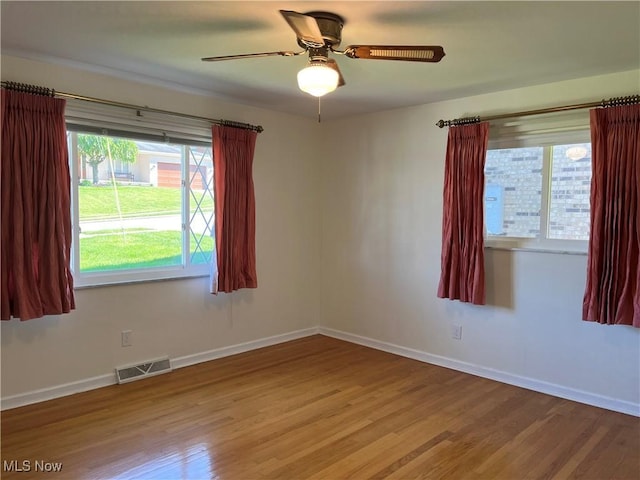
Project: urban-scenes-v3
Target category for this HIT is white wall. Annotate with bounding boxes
[0,55,323,399]
[319,70,640,413]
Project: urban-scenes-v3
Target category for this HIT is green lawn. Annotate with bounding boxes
[79,185,214,220]
[78,185,214,270]
[80,230,213,271]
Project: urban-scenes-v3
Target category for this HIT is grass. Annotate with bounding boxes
[78,185,214,271]
[79,185,213,220]
[80,230,213,271]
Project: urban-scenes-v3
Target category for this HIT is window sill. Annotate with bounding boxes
[485,245,587,256]
[73,269,210,289]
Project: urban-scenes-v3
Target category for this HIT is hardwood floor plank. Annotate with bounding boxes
[2,335,638,479]
[550,424,610,480]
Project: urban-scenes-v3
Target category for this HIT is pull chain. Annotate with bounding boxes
[318,96,321,123]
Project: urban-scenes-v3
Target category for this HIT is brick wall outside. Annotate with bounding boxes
[484,143,591,240]
[485,147,543,238]
[549,144,592,240]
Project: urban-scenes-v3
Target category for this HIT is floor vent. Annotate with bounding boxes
[116,357,172,384]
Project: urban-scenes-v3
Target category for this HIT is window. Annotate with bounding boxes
[484,139,592,252]
[109,157,131,176]
[67,126,214,287]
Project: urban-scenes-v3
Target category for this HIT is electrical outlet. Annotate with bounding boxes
[451,325,462,340]
[121,330,133,347]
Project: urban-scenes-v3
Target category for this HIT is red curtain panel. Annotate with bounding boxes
[437,122,489,305]
[211,125,258,294]
[1,90,75,320]
[583,104,640,327]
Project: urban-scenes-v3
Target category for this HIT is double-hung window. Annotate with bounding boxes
[66,102,215,287]
[483,113,592,253]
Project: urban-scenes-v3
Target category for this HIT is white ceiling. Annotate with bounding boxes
[2,1,639,120]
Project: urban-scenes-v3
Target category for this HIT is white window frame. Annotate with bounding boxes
[65,100,215,288]
[484,125,591,254]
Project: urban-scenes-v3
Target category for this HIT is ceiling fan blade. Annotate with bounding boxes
[280,10,324,47]
[343,45,445,63]
[201,51,300,62]
[326,59,346,87]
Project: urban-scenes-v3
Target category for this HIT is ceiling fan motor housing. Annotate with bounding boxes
[308,46,331,63]
[297,11,344,49]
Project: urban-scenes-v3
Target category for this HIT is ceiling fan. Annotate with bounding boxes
[202,10,445,97]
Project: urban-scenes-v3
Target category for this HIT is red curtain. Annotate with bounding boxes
[210,124,258,294]
[1,90,75,320]
[583,104,640,327]
[437,122,489,305]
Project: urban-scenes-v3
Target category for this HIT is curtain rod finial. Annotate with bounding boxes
[436,120,446,128]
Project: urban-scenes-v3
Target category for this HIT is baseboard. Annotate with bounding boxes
[1,373,116,411]
[318,327,640,417]
[171,327,320,369]
[1,327,320,411]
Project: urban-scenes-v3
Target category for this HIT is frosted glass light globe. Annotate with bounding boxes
[297,64,339,97]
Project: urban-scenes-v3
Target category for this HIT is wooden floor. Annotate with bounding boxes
[1,335,638,480]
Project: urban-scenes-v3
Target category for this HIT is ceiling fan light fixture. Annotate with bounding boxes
[297,63,339,97]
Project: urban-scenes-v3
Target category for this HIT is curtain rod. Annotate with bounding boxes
[0,81,264,133]
[436,94,639,128]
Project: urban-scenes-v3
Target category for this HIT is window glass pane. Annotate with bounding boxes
[484,147,543,238]
[75,134,183,272]
[188,146,214,265]
[548,143,592,240]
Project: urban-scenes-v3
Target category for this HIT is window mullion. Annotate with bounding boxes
[539,146,553,242]
[68,132,81,273]
[182,145,190,268]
